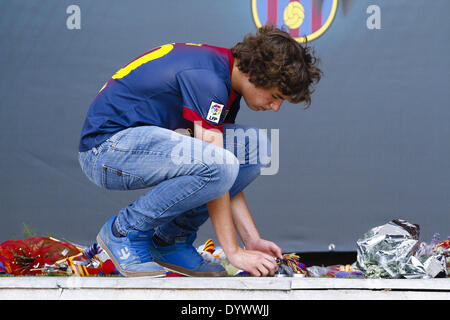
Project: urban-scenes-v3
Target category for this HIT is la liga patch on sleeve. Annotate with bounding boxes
[206,101,224,124]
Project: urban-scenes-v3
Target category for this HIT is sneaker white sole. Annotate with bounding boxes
[96,234,167,278]
[153,259,228,277]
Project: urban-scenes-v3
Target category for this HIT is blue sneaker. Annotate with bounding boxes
[149,233,227,277]
[96,216,166,277]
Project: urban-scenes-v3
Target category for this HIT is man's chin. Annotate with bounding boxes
[249,105,262,111]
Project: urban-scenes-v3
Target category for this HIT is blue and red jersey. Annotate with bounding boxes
[79,43,241,152]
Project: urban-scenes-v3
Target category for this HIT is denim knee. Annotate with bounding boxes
[202,148,240,197]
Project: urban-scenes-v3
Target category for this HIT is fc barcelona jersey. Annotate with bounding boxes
[78,43,241,152]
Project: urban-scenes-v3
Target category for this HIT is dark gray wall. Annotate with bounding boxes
[0,0,448,252]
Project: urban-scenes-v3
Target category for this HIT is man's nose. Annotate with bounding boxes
[270,101,282,112]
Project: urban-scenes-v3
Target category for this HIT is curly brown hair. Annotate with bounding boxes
[231,26,322,108]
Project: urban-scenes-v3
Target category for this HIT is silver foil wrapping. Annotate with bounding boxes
[356,219,447,278]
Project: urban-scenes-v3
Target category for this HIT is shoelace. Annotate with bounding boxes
[131,238,153,262]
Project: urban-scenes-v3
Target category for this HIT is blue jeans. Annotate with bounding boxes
[78,124,271,243]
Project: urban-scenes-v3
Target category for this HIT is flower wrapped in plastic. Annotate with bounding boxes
[356,219,448,278]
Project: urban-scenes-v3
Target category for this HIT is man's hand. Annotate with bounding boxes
[245,238,283,260]
[226,247,279,277]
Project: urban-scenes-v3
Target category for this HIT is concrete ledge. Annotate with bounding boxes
[291,278,450,290]
[0,277,449,300]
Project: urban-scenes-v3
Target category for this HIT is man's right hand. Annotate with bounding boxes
[226,247,279,277]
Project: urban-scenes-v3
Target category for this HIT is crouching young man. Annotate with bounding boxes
[78,26,322,277]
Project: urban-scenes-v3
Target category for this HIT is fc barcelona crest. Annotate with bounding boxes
[252,0,338,43]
